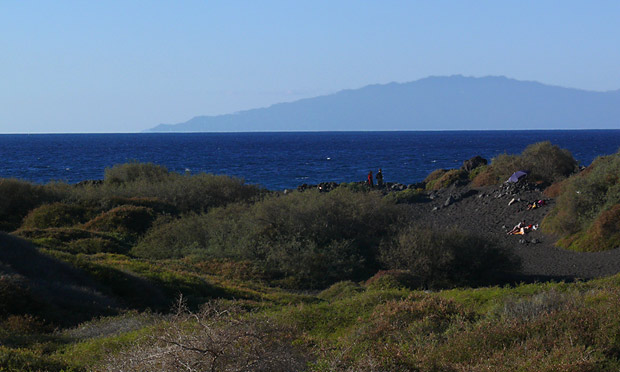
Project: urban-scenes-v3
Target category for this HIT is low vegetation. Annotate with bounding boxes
[472,141,578,186]
[0,150,618,371]
[543,150,620,251]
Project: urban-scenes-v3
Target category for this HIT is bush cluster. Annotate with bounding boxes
[379,226,519,288]
[135,189,402,288]
[309,286,620,372]
[83,205,156,237]
[473,141,578,186]
[0,179,59,232]
[20,203,94,229]
[543,151,620,251]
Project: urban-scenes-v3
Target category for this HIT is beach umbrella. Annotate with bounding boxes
[507,170,528,183]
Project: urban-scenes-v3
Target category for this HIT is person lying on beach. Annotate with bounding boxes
[508,223,535,235]
[507,221,526,235]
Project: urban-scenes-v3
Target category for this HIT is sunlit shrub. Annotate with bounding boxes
[473,142,578,187]
[543,151,620,251]
[423,169,447,184]
[97,300,310,372]
[14,228,129,254]
[102,196,178,215]
[104,162,170,185]
[318,281,365,301]
[468,164,489,180]
[425,169,468,190]
[384,188,426,204]
[67,166,262,214]
[556,204,620,252]
[521,141,577,183]
[0,346,74,372]
[83,205,156,236]
[471,166,500,186]
[21,202,94,229]
[364,269,420,290]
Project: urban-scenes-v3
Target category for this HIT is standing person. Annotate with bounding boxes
[367,171,374,187]
[376,168,383,187]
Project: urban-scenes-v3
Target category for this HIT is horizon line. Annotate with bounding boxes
[1,128,619,135]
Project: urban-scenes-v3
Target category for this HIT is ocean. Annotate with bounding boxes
[1,130,618,190]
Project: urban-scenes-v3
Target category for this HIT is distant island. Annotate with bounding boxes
[147,75,620,132]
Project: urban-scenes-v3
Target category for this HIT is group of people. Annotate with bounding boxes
[527,199,547,210]
[367,168,383,187]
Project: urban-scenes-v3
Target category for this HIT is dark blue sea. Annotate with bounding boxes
[1,131,618,190]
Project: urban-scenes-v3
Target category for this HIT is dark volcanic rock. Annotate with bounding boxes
[461,156,488,172]
[75,180,104,187]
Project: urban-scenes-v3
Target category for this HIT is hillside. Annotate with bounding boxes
[148,75,620,132]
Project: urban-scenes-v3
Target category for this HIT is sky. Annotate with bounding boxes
[1,1,620,133]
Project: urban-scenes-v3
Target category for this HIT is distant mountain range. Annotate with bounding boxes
[147,75,620,132]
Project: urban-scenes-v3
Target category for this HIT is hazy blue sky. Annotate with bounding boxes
[2,1,619,133]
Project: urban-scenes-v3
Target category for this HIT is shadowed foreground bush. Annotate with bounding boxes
[379,227,520,288]
[0,179,59,232]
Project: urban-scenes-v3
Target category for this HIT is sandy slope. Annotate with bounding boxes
[405,182,620,281]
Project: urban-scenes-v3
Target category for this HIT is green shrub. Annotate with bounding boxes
[0,179,58,232]
[543,151,620,251]
[0,346,76,372]
[318,281,365,301]
[217,189,402,288]
[468,164,488,180]
[423,169,447,184]
[83,205,156,237]
[364,269,420,290]
[20,203,94,229]
[339,182,370,192]
[556,204,620,252]
[65,238,129,255]
[484,142,577,186]
[14,228,129,254]
[137,189,403,288]
[66,165,262,214]
[101,196,178,215]
[131,213,214,259]
[379,227,520,288]
[104,162,170,185]
[472,166,500,186]
[521,141,577,183]
[384,188,426,204]
[426,169,468,190]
